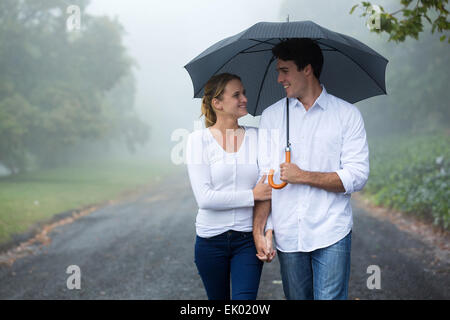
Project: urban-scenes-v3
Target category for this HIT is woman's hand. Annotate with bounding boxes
[252,174,272,201]
[255,229,276,263]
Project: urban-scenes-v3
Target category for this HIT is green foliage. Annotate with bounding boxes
[358,30,450,137]
[0,94,38,173]
[0,0,149,173]
[364,132,450,229]
[350,0,449,43]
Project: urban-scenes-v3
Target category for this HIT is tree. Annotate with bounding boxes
[0,0,149,173]
[350,0,449,43]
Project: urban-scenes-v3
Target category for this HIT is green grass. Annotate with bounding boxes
[0,159,177,245]
[363,131,449,229]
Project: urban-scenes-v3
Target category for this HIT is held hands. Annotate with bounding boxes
[254,229,276,263]
[252,174,272,201]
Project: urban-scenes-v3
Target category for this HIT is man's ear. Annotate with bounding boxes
[304,64,313,76]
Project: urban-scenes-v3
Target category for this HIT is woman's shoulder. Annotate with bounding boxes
[242,126,258,147]
[188,128,208,139]
[187,128,211,150]
[243,126,258,140]
[242,125,258,133]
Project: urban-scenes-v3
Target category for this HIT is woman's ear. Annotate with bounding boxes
[212,98,222,111]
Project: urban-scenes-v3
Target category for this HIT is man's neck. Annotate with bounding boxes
[297,82,323,111]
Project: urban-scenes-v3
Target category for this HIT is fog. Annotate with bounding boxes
[87,0,287,160]
[3,0,445,171]
[85,0,405,161]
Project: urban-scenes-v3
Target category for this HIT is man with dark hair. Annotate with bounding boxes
[253,38,369,300]
[271,38,324,79]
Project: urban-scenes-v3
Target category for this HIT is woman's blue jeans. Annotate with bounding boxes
[195,230,263,300]
[277,231,352,300]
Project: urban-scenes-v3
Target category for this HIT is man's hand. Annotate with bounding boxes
[279,162,346,192]
[254,230,276,263]
[280,162,304,184]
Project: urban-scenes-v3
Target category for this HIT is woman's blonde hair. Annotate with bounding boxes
[200,73,241,127]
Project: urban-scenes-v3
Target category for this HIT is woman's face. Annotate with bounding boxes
[214,79,248,119]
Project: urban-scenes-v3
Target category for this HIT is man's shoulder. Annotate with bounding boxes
[327,92,352,109]
[327,92,362,119]
[261,98,286,117]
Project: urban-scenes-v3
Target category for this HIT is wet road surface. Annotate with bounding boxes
[0,171,448,299]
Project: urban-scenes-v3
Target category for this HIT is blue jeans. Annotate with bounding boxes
[277,231,352,300]
[194,230,263,300]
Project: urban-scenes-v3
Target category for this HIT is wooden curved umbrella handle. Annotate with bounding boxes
[268,150,291,189]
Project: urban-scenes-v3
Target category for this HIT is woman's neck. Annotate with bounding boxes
[210,118,240,134]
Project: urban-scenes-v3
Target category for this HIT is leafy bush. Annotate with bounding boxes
[364,132,450,229]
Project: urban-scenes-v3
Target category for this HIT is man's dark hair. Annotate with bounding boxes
[272,38,324,80]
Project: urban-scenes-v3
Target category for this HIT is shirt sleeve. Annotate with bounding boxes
[335,107,370,194]
[265,213,273,232]
[186,132,254,210]
[257,109,276,177]
[257,111,273,227]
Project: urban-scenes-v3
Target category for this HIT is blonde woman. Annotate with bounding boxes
[186,73,272,300]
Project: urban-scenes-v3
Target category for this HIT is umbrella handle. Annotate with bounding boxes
[268,149,291,189]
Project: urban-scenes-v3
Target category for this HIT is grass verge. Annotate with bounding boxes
[0,159,178,245]
[362,131,449,230]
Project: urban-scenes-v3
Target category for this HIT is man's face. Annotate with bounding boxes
[276,59,307,98]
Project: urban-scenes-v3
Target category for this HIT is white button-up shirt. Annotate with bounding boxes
[186,126,259,238]
[259,86,369,252]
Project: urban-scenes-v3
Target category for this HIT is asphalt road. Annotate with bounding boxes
[0,171,448,300]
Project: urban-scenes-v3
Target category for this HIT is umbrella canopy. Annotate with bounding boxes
[184,20,388,116]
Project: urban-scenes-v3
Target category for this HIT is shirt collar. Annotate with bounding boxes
[291,84,329,111]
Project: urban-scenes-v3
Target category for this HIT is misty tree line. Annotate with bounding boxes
[0,0,149,174]
[359,29,450,136]
[1,0,448,175]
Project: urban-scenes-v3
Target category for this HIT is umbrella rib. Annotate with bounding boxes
[254,55,276,115]
[194,39,277,97]
[248,38,279,46]
[316,40,387,94]
[241,49,273,54]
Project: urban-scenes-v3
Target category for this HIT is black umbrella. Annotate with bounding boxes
[184,21,388,188]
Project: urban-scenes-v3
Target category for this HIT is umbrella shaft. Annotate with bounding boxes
[286,97,290,148]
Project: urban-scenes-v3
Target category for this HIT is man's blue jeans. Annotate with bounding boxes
[195,230,263,300]
[277,231,352,300]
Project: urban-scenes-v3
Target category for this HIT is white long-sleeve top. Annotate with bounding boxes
[258,85,369,252]
[186,126,260,238]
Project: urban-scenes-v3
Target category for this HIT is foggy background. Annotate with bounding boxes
[85,0,448,162]
[87,0,286,161]
[0,0,448,300]
[1,0,447,172]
